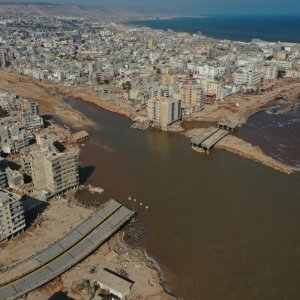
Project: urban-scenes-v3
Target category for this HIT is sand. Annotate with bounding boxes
[185,128,297,174]
[191,78,300,125]
[27,234,175,300]
[0,195,174,299]
[0,70,94,128]
[0,197,94,283]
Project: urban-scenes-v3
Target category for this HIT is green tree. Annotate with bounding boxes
[122,81,131,91]
[0,107,8,117]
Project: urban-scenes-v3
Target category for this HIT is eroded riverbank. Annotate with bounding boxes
[1,70,300,299]
[1,69,299,174]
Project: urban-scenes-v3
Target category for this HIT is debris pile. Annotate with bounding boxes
[124,218,149,246]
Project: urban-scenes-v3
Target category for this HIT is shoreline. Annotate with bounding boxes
[186,127,298,174]
[120,232,176,298]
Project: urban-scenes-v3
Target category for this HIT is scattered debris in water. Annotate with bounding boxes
[124,218,149,246]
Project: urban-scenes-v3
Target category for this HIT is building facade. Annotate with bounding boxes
[0,189,25,243]
[147,96,182,130]
[180,85,205,116]
[31,149,79,196]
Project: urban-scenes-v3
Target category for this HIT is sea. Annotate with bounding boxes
[129,14,300,43]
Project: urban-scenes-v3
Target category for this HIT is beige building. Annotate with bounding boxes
[161,73,177,86]
[197,78,224,101]
[285,69,300,78]
[0,189,25,243]
[30,149,79,196]
[276,51,288,61]
[264,65,278,81]
[147,96,182,130]
[180,85,205,116]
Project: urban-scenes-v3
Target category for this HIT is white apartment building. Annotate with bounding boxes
[269,60,293,70]
[233,69,264,86]
[195,65,226,78]
[147,96,182,130]
[0,189,25,243]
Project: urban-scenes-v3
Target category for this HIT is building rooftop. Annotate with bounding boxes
[96,268,133,294]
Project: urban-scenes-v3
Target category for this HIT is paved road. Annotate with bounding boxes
[0,200,134,300]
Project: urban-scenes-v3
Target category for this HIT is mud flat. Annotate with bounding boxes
[185,128,297,174]
[216,135,297,174]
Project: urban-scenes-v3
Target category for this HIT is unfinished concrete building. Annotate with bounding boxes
[30,149,79,197]
[0,189,25,243]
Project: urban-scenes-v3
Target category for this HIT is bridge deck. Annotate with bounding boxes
[201,129,229,149]
[0,201,134,300]
[191,127,219,146]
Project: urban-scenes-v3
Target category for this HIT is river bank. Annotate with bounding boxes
[0,71,173,299]
[185,128,297,174]
[1,69,299,174]
[21,88,300,300]
[0,171,173,299]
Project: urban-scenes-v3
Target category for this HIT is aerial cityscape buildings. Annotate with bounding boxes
[0,7,299,300]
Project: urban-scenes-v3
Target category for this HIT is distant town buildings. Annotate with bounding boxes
[0,14,299,129]
[0,14,298,132]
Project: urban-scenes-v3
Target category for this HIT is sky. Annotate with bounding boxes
[4,0,300,15]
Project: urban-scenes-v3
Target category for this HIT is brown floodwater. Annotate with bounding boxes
[236,101,300,168]
[65,97,300,300]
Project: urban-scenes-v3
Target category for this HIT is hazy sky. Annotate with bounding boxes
[7,0,300,14]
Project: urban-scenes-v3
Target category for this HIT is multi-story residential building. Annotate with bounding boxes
[147,96,182,130]
[161,73,177,86]
[0,48,8,68]
[233,69,264,86]
[0,126,31,154]
[0,158,7,188]
[152,86,172,98]
[197,78,224,101]
[20,112,44,129]
[30,149,79,197]
[264,65,278,81]
[20,99,39,115]
[285,69,300,78]
[269,60,293,70]
[0,189,25,243]
[180,85,205,116]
